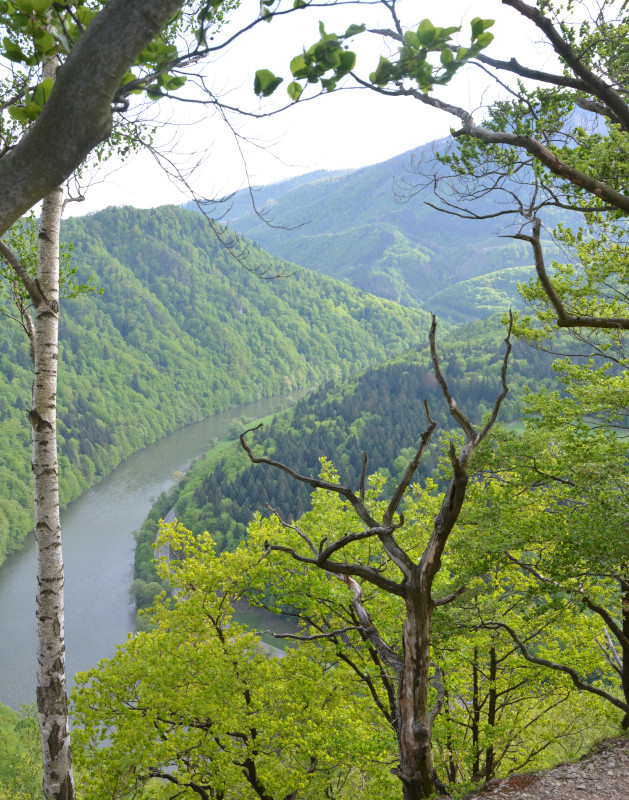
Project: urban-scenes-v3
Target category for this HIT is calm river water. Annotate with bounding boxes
[0,392,305,709]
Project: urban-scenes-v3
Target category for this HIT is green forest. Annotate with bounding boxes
[0,204,430,566]
[131,316,557,607]
[1,2,629,800]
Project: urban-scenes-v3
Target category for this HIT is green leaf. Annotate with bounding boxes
[75,6,96,25]
[475,31,494,49]
[287,81,303,101]
[293,0,306,7]
[416,19,436,46]
[337,49,356,74]
[11,0,34,12]
[440,47,454,65]
[30,0,53,12]
[290,53,309,78]
[343,23,365,38]
[254,69,283,97]
[3,37,25,62]
[158,74,186,91]
[32,77,53,107]
[7,104,28,122]
[33,29,55,54]
[369,55,394,86]
[146,85,163,100]
[404,30,419,48]
[471,17,494,38]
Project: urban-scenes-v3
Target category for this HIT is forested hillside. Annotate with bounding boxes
[193,143,557,310]
[0,205,431,566]
[132,316,557,605]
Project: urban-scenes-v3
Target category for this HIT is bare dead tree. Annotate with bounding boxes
[240,314,512,800]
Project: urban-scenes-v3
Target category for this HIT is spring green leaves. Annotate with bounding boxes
[254,67,283,98]
[255,21,364,99]
[0,0,99,65]
[0,0,191,124]
[255,16,494,101]
[370,17,494,91]
[7,75,51,123]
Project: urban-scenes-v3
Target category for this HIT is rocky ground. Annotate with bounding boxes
[458,736,629,800]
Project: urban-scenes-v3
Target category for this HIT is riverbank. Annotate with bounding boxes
[0,391,307,709]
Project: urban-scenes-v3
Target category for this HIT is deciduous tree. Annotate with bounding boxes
[238,316,512,799]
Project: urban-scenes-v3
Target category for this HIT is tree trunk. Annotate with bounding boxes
[485,647,497,779]
[397,586,436,799]
[32,185,75,800]
[622,590,629,730]
[471,647,481,780]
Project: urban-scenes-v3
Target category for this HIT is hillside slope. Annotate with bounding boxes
[132,315,556,593]
[192,143,547,309]
[0,205,430,564]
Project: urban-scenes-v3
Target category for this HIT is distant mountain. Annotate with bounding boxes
[0,205,430,565]
[186,142,547,312]
[428,266,536,324]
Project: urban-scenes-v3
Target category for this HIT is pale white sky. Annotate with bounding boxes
[64,0,552,216]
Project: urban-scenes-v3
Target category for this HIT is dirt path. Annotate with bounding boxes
[456,736,629,800]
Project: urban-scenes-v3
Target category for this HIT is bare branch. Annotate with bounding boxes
[517,218,629,330]
[429,314,477,442]
[260,625,363,642]
[474,53,589,92]
[240,425,378,528]
[433,585,467,608]
[383,401,435,527]
[0,240,44,307]
[359,451,368,503]
[604,629,624,672]
[478,311,512,442]
[263,541,406,596]
[488,620,629,716]
[267,505,317,557]
[343,574,403,675]
[241,425,415,579]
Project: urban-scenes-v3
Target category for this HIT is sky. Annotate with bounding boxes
[64,0,553,217]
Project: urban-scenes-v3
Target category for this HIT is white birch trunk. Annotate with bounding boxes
[32,186,75,800]
[28,39,76,798]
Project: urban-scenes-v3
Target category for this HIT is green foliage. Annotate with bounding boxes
[73,524,396,800]
[368,18,493,92]
[1,212,99,305]
[263,16,493,101]
[146,316,556,559]
[0,704,41,799]
[96,471,613,795]
[0,0,232,124]
[0,204,430,566]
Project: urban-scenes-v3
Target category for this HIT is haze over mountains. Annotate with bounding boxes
[191,141,539,314]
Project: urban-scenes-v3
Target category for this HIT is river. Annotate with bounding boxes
[0,392,305,710]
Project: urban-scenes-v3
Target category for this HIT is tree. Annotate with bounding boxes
[0,3,254,796]
[257,0,629,730]
[262,0,629,318]
[0,0,185,235]
[72,522,396,800]
[236,316,512,800]
[463,357,629,729]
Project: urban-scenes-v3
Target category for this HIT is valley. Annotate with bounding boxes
[1,141,626,800]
